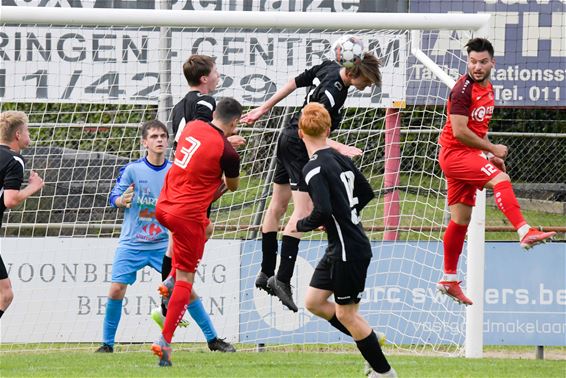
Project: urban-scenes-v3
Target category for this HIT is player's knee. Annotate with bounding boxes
[267,201,288,220]
[108,284,126,300]
[335,307,356,325]
[495,172,511,184]
[190,290,199,301]
[0,287,14,308]
[451,212,471,225]
[304,296,321,314]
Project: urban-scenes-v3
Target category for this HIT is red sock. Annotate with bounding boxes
[162,280,192,343]
[493,181,527,230]
[443,220,468,275]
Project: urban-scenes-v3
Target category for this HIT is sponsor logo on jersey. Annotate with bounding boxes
[136,222,163,241]
[471,105,494,122]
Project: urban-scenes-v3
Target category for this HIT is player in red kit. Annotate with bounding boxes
[151,98,242,367]
[437,38,555,306]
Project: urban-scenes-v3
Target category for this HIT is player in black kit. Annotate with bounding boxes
[0,111,44,320]
[294,103,397,378]
[242,49,381,312]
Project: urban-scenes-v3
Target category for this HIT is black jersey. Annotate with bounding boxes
[289,60,348,132]
[0,145,25,228]
[171,90,215,150]
[297,148,374,262]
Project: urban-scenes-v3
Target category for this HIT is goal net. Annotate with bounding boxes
[0,8,487,355]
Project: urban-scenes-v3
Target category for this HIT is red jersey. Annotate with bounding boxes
[439,74,494,150]
[157,120,240,221]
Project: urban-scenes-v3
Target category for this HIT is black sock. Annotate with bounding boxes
[161,255,172,282]
[355,331,391,374]
[160,255,173,316]
[329,314,351,336]
[161,303,167,317]
[261,232,278,277]
[276,235,300,284]
[0,310,4,319]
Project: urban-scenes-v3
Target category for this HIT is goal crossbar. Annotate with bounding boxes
[1,7,491,31]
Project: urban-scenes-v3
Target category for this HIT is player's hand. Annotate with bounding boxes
[336,144,363,158]
[28,170,44,193]
[228,135,246,149]
[240,107,267,125]
[489,156,506,173]
[121,184,135,208]
[316,225,326,232]
[491,144,508,159]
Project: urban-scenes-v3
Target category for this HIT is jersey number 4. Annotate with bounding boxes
[340,171,361,225]
[174,136,201,169]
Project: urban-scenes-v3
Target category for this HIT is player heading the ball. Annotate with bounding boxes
[242,35,381,313]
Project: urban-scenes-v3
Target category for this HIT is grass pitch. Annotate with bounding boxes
[1,346,565,377]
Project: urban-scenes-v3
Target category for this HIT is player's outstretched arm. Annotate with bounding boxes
[240,79,297,125]
[327,139,362,158]
[227,135,246,149]
[3,170,44,209]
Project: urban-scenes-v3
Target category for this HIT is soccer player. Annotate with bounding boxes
[242,49,381,312]
[436,38,556,306]
[151,97,242,367]
[95,120,173,353]
[0,111,44,320]
[153,54,241,352]
[293,103,396,378]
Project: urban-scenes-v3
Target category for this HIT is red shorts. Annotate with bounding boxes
[439,147,502,206]
[156,207,209,273]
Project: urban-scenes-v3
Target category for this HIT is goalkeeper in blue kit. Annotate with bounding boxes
[95,120,221,353]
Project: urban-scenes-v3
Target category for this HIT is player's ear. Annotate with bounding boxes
[325,128,330,138]
[298,129,304,140]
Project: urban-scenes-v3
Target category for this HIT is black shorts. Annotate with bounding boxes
[309,254,370,305]
[273,128,309,192]
[0,254,8,280]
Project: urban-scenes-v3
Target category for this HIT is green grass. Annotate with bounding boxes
[211,175,565,242]
[1,347,564,377]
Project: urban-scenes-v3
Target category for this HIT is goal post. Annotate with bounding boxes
[0,7,490,357]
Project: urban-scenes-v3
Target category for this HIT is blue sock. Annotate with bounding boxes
[102,298,123,347]
[188,297,217,342]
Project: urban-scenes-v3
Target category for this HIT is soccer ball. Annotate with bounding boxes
[333,35,364,68]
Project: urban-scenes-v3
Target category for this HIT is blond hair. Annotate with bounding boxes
[299,103,331,137]
[0,111,28,142]
[346,52,382,86]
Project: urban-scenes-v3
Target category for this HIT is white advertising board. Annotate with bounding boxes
[0,237,241,343]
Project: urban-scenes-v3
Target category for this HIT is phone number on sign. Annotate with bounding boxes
[493,84,561,103]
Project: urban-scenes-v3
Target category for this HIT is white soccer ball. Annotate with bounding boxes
[333,35,364,68]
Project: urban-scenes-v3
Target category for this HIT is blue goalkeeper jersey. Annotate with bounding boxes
[109,157,171,250]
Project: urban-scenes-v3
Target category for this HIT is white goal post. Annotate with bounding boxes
[0,7,491,357]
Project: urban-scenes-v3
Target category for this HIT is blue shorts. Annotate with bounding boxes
[111,247,165,285]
